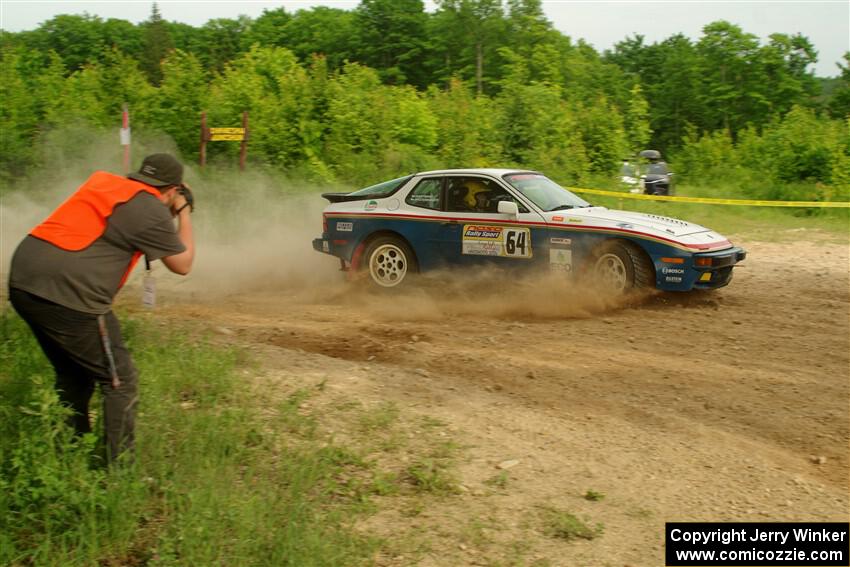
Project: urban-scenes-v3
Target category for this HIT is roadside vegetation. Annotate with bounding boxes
[1,1,848,204]
[0,310,469,566]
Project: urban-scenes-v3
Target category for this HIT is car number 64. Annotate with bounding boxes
[504,229,531,258]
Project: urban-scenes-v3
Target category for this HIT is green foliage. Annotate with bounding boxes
[624,83,652,152]
[146,50,208,160]
[404,459,460,494]
[827,53,850,119]
[674,105,850,202]
[583,489,605,501]
[427,78,502,167]
[1,5,847,200]
[353,0,429,86]
[0,49,40,180]
[539,506,603,541]
[0,311,379,566]
[267,7,356,70]
[139,3,173,85]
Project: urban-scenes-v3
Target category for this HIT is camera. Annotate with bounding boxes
[177,184,194,212]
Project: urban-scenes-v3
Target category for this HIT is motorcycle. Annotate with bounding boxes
[638,149,674,196]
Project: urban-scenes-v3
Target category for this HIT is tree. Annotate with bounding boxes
[0,50,40,179]
[496,48,590,181]
[147,50,209,159]
[758,33,819,116]
[429,0,505,94]
[426,78,501,167]
[242,8,291,48]
[695,21,763,133]
[352,0,429,86]
[209,46,321,170]
[323,62,388,180]
[101,18,144,60]
[275,7,356,69]
[827,52,850,118]
[140,3,173,85]
[48,48,154,128]
[196,17,251,74]
[624,84,652,152]
[23,14,107,72]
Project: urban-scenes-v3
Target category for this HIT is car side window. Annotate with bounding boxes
[446,177,529,214]
[406,178,443,210]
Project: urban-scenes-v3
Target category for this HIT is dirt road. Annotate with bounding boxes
[136,232,849,566]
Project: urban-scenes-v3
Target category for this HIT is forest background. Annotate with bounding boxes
[2,0,849,203]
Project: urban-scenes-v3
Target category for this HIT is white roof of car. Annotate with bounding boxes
[414,168,537,177]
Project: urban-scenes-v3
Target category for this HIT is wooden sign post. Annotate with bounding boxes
[199,111,250,170]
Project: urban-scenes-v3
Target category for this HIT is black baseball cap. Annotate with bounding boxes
[128,153,183,187]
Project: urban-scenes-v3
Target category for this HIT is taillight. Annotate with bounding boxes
[322,215,328,234]
[694,257,712,267]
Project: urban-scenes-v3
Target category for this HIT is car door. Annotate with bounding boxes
[435,175,547,268]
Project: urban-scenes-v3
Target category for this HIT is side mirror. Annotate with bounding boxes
[497,200,519,217]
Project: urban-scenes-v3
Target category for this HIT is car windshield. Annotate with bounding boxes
[502,173,590,212]
[348,175,413,198]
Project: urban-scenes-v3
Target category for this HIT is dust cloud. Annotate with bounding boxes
[1,132,635,321]
[160,169,343,298]
[337,270,642,323]
[0,131,344,303]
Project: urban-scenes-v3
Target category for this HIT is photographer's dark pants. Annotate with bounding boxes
[9,288,139,463]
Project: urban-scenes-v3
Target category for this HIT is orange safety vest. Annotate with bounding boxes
[31,171,164,288]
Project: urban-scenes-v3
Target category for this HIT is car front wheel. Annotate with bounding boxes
[592,241,653,294]
[363,236,417,288]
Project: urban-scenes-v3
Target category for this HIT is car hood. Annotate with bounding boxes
[545,207,730,247]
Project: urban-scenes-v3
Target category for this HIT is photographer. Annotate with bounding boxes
[7,153,195,464]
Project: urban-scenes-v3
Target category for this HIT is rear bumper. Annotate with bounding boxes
[312,237,330,254]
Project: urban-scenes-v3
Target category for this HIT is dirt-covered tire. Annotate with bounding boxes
[591,240,654,294]
[362,236,418,289]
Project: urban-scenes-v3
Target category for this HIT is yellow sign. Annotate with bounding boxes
[209,127,246,141]
[209,127,245,134]
[210,134,245,141]
[566,187,850,208]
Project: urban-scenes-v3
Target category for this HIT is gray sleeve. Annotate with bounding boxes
[109,193,186,261]
[130,217,186,261]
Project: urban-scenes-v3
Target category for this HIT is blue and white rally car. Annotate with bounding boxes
[312,169,746,292]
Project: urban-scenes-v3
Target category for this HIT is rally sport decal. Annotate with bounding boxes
[462,225,532,259]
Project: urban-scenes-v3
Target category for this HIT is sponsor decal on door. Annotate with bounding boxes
[462,225,532,258]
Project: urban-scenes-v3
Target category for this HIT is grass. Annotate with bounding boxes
[578,183,850,242]
[484,471,510,489]
[539,506,604,541]
[0,308,475,566]
[0,311,386,566]
[583,489,605,502]
[403,458,460,495]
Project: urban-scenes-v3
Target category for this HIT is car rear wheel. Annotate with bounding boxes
[592,241,653,294]
[363,236,417,288]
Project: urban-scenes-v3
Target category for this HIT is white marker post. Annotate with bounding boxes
[120,104,131,173]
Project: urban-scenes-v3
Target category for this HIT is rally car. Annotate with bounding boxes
[312,169,746,293]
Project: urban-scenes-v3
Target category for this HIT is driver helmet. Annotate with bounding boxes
[463,180,490,208]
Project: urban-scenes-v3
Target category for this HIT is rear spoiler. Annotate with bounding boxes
[321,192,373,203]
